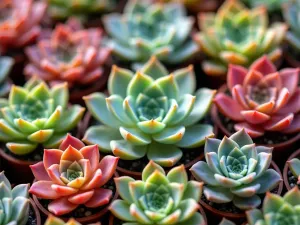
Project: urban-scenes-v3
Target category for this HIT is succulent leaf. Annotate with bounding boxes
[288,158,300,185]
[191,130,282,210]
[0,57,13,97]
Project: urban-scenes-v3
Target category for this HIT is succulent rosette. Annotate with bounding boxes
[45,215,101,225]
[103,0,198,66]
[219,219,236,225]
[29,135,119,216]
[48,0,116,21]
[243,0,289,12]
[110,161,206,225]
[0,171,30,225]
[24,18,111,89]
[246,187,300,225]
[83,57,215,167]
[0,56,13,97]
[288,158,300,185]
[190,129,282,210]
[283,0,300,59]
[214,56,300,138]
[194,0,287,76]
[0,0,46,53]
[0,77,85,155]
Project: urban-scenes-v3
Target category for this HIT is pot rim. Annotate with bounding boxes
[32,172,119,223]
[283,148,300,191]
[211,84,300,151]
[30,197,42,225]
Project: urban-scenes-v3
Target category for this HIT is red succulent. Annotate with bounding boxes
[0,0,46,53]
[214,56,300,137]
[24,18,111,88]
[29,134,119,215]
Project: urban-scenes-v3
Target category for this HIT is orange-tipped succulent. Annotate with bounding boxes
[29,135,119,216]
[24,18,111,89]
[0,0,46,53]
[214,56,300,138]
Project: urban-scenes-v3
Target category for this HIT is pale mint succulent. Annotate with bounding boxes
[243,0,289,12]
[0,57,13,97]
[246,187,300,225]
[288,158,300,185]
[103,0,198,66]
[190,129,282,210]
[219,219,236,225]
[0,172,30,225]
[110,161,206,225]
[83,57,215,167]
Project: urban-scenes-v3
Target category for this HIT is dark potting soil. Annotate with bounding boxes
[113,217,123,225]
[39,178,116,218]
[26,206,37,225]
[287,169,300,189]
[218,112,297,145]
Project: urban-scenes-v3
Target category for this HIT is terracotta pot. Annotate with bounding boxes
[29,198,42,225]
[33,172,119,224]
[0,125,83,184]
[108,207,208,225]
[283,148,300,191]
[212,85,300,154]
[81,113,218,179]
[195,154,283,224]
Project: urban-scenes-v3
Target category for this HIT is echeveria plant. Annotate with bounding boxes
[288,158,300,185]
[83,57,215,167]
[0,78,85,155]
[0,0,46,53]
[0,56,13,97]
[103,0,198,66]
[29,135,118,215]
[214,56,300,138]
[243,0,289,12]
[47,0,116,21]
[24,18,111,89]
[45,215,101,225]
[246,187,300,225]
[110,161,205,225]
[190,129,282,210]
[219,219,236,225]
[0,171,30,225]
[283,0,300,58]
[194,0,287,76]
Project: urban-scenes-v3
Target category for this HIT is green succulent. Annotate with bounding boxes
[45,215,101,225]
[0,171,30,225]
[219,218,236,225]
[246,187,300,225]
[83,57,215,167]
[0,57,13,97]
[288,158,300,186]
[48,0,116,20]
[242,0,289,12]
[110,161,206,225]
[194,0,287,76]
[0,77,85,155]
[190,129,282,210]
[103,0,199,66]
[283,0,300,55]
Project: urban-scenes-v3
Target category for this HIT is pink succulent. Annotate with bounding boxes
[214,56,300,138]
[29,134,119,216]
[24,18,111,88]
[0,0,46,53]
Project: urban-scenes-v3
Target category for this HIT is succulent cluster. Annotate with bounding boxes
[214,56,300,138]
[103,0,198,66]
[242,0,289,12]
[110,161,205,225]
[246,187,300,225]
[45,215,101,225]
[47,0,116,20]
[283,0,300,56]
[0,0,46,53]
[25,18,111,89]
[288,158,300,185]
[0,77,85,155]
[0,56,13,97]
[0,172,30,225]
[29,135,118,215]
[191,129,282,210]
[83,57,215,167]
[194,0,287,76]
